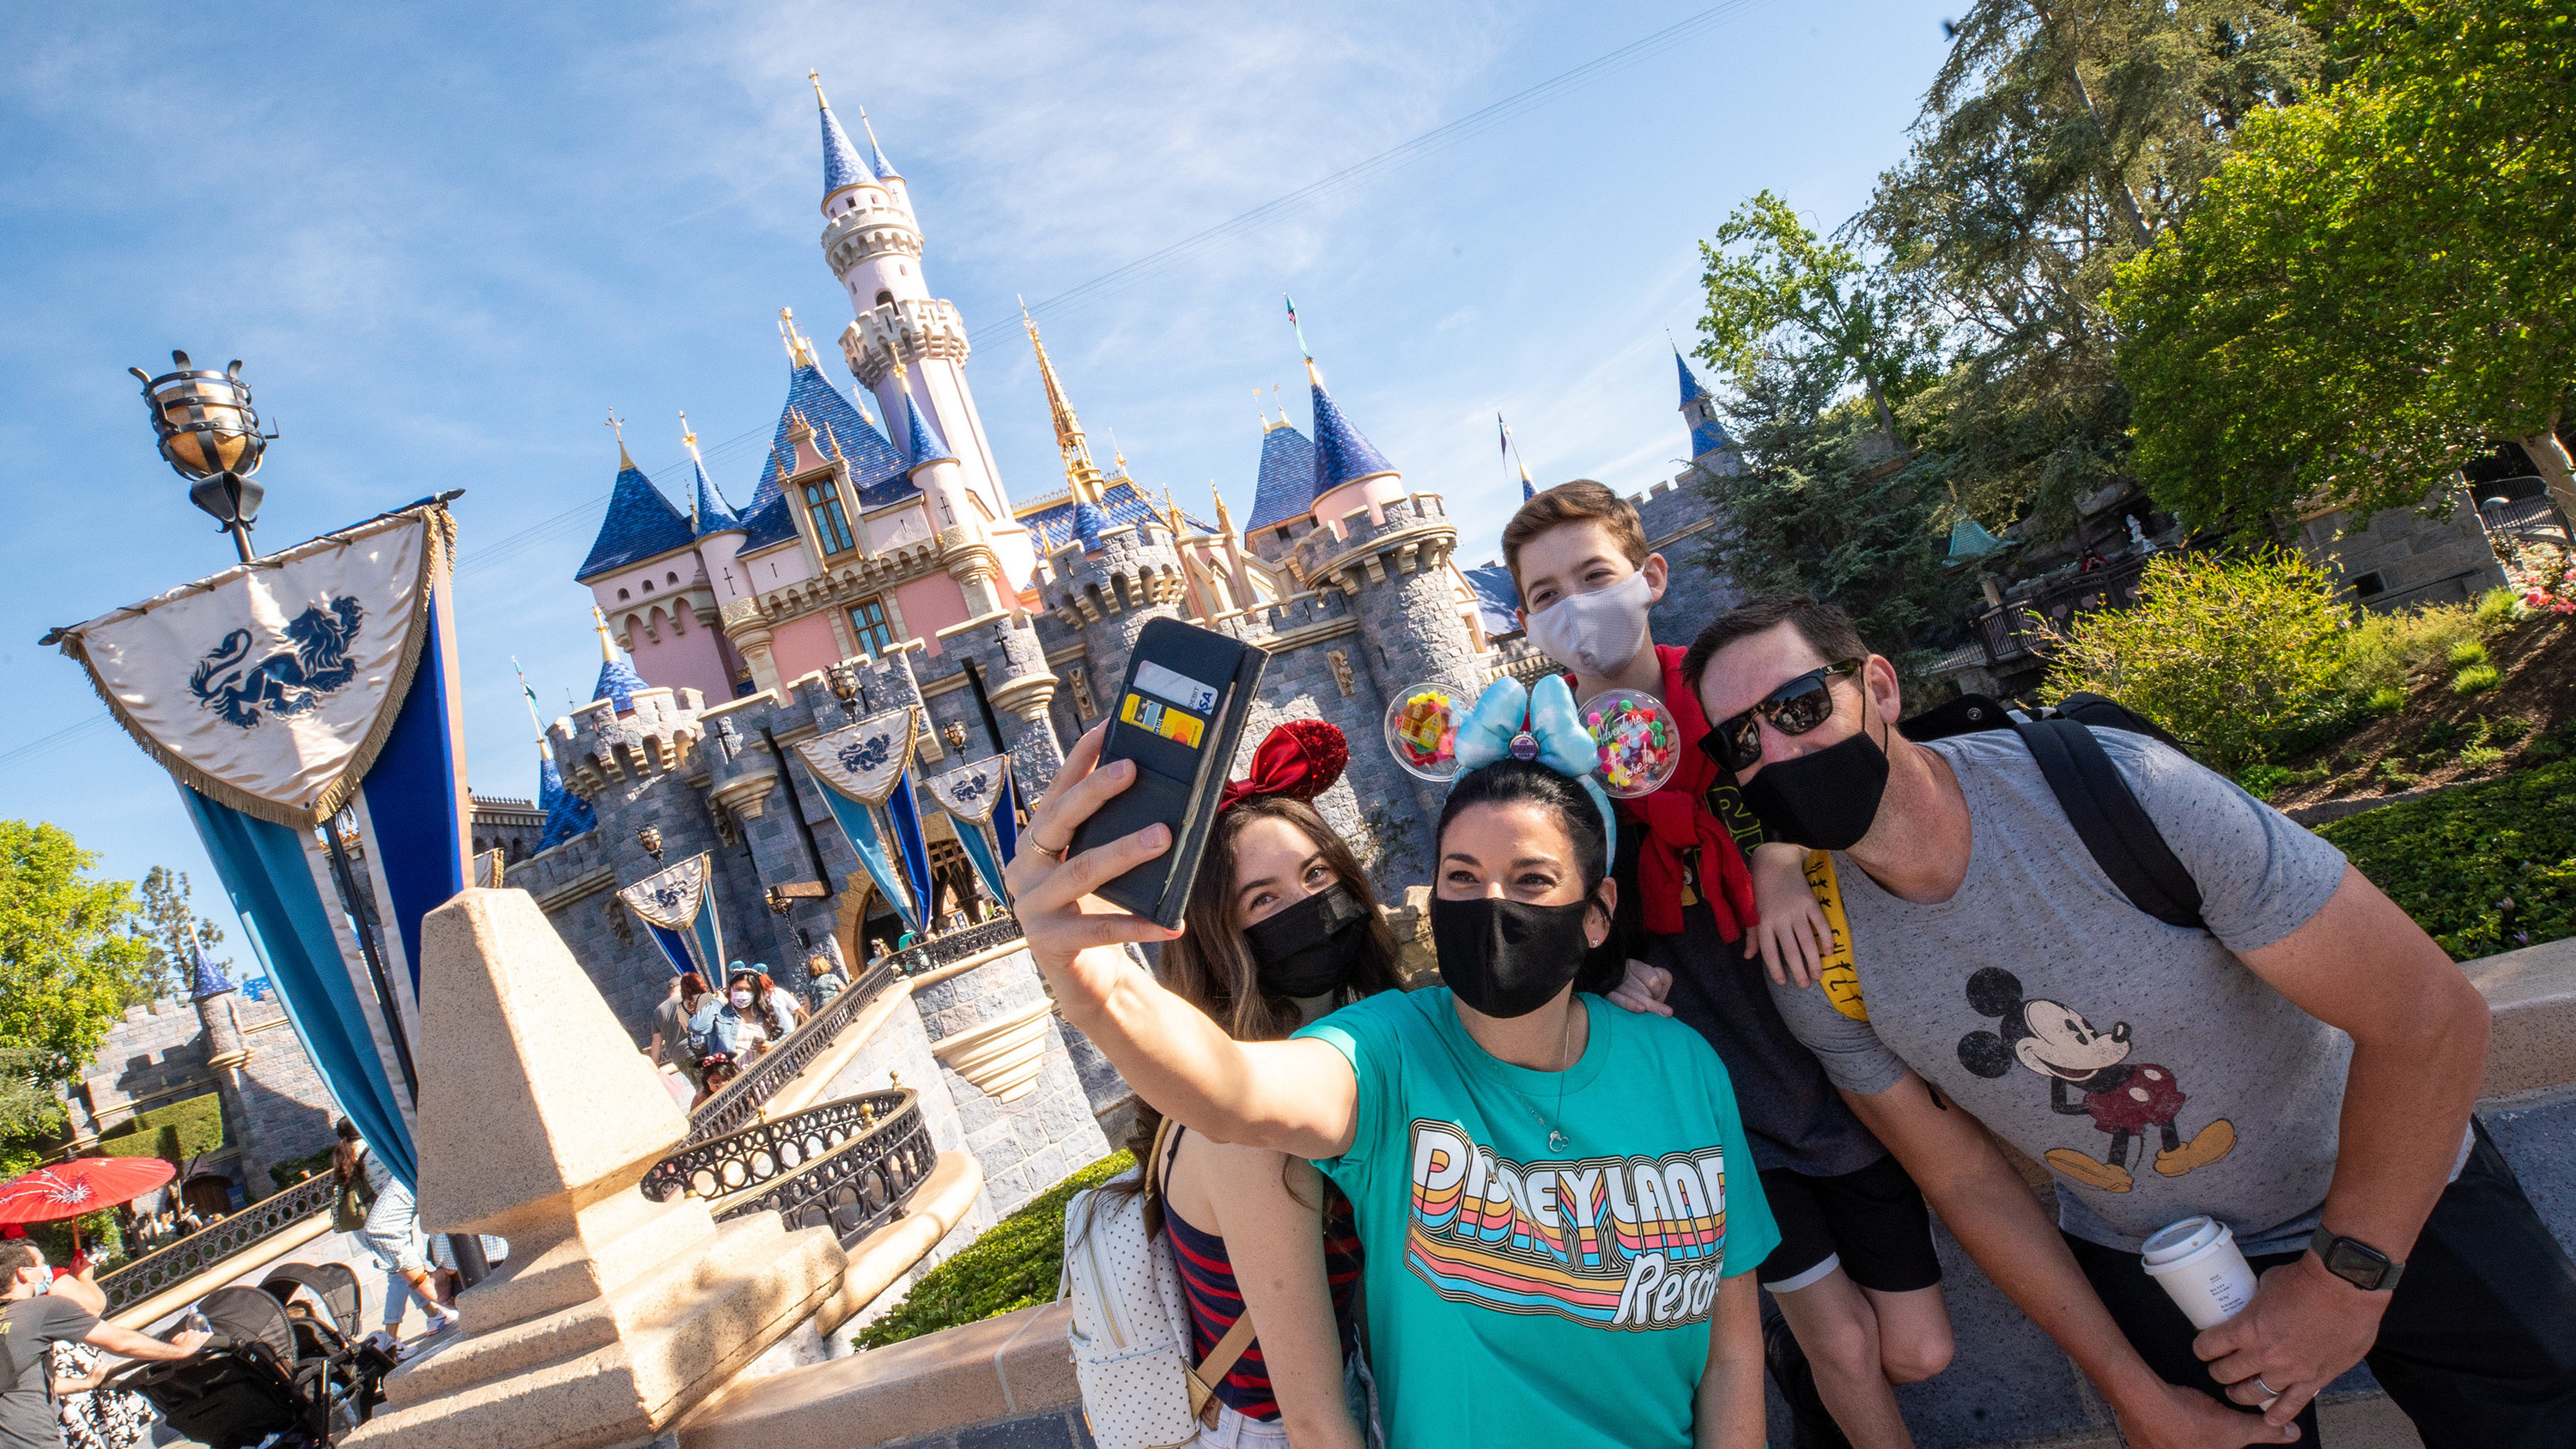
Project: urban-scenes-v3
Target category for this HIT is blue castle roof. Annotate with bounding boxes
[820,96,873,206]
[738,364,919,551]
[1019,478,1214,555]
[1461,562,1523,640]
[578,461,696,581]
[185,939,234,1001]
[1676,349,1736,458]
[692,458,740,534]
[536,751,596,852]
[1245,424,1317,530]
[1309,380,1396,499]
[902,391,957,470]
[593,657,648,713]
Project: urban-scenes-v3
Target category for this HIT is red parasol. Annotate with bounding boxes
[0,1157,179,1226]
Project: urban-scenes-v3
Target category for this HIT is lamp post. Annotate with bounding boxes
[824,660,869,718]
[943,720,968,754]
[637,825,664,864]
[129,351,276,563]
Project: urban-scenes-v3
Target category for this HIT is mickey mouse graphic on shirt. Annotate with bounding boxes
[1956,967,2236,1193]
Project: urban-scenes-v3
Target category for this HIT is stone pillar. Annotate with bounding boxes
[343,888,845,1449]
[908,947,1110,1216]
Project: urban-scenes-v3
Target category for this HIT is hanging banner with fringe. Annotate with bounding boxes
[52,497,468,1192]
[618,852,725,979]
[796,709,933,932]
[924,754,1015,907]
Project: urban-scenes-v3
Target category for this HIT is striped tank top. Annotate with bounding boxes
[1163,1154,1364,1421]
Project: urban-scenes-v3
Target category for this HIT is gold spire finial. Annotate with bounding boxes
[606,409,635,470]
[679,409,702,459]
[809,69,829,108]
[779,306,817,368]
[1109,427,1127,474]
[1212,482,1234,532]
[1022,307,1104,505]
[592,607,618,664]
[858,105,889,164]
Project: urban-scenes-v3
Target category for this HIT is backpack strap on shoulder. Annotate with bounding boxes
[2010,718,2207,931]
[1188,1314,1261,1428]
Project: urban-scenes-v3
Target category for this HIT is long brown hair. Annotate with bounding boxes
[330,1117,361,1185]
[1108,796,1400,1232]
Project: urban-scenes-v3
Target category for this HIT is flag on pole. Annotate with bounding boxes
[795,709,930,931]
[55,498,466,1191]
[1500,414,1536,500]
[617,852,726,979]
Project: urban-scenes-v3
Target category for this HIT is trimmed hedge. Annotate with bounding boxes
[95,1092,223,1164]
[2318,760,2576,960]
[854,1150,1133,1350]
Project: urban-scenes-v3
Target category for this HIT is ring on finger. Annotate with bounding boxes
[1030,836,1070,862]
[2254,1374,2283,1405]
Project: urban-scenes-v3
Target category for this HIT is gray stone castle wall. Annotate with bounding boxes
[59,995,339,1200]
[1636,476,1744,656]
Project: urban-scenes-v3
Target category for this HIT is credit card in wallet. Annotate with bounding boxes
[1067,618,1269,928]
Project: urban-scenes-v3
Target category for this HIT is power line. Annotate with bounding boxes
[0,713,117,770]
[979,0,1777,345]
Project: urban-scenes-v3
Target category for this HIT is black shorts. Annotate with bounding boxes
[1755,1153,1942,1294]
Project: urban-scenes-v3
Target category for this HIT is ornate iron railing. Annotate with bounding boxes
[645,1089,902,1203]
[713,1094,935,1250]
[686,959,897,1142]
[1973,555,2157,669]
[94,1172,338,1317]
[886,916,1023,975]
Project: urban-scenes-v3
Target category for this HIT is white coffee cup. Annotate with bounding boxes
[2141,1216,2257,1331]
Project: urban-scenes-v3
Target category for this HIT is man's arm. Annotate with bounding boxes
[1843,1072,2290,1449]
[47,1270,106,1315]
[84,1321,209,1362]
[2198,864,2488,1422]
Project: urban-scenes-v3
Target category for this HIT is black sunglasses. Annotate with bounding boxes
[1700,659,1864,773]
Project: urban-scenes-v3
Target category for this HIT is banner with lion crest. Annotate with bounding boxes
[922,755,1019,908]
[795,708,934,933]
[618,852,726,981]
[53,498,467,1192]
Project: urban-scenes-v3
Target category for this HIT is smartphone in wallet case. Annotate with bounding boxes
[1066,618,1269,928]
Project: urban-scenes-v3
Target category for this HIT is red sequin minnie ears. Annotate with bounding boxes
[1218,718,1349,812]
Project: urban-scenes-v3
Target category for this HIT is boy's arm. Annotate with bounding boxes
[1743,844,1829,988]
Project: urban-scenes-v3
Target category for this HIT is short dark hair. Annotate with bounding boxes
[1680,595,1871,700]
[1437,760,1625,994]
[0,1241,42,1276]
[1500,481,1648,590]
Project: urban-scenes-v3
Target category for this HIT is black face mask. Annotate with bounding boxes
[1739,717,1890,851]
[1244,882,1372,998]
[1431,894,1594,1019]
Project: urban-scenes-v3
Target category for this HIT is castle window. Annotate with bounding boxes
[617,587,629,601]
[848,596,894,658]
[804,479,858,555]
[875,289,895,307]
[641,579,653,593]
[667,571,680,585]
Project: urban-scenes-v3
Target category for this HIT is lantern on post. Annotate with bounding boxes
[129,351,276,562]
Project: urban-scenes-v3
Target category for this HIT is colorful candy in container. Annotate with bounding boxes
[1385,683,1465,781]
[1580,688,1681,798]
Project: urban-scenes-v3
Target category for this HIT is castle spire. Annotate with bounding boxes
[1287,303,1395,499]
[779,306,819,370]
[857,103,899,180]
[589,607,647,714]
[1022,303,1105,506]
[681,410,740,533]
[593,606,618,664]
[812,70,874,215]
[893,356,957,471]
[606,409,635,470]
[1674,343,1736,458]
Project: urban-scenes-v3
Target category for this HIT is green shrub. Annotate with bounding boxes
[2420,720,2467,752]
[2042,549,2349,771]
[2451,664,2501,695]
[270,1144,337,1191]
[2235,763,2297,799]
[96,1092,223,1164]
[2459,745,2506,773]
[2446,639,2488,669]
[2489,717,2533,747]
[2318,761,2576,958]
[2365,685,2407,715]
[854,1152,1134,1350]
[2341,602,2486,695]
[2475,587,2520,630]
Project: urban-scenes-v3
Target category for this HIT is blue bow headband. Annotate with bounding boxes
[1451,674,1617,858]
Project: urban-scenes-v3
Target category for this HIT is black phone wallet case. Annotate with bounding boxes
[1066,617,1269,929]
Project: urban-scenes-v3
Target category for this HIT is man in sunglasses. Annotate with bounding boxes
[1504,482,1956,1449]
[1681,593,2576,1449]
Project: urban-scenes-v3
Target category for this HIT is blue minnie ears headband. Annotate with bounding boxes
[1452,675,1618,858]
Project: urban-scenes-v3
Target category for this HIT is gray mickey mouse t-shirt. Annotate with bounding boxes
[1768,727,2354,1255]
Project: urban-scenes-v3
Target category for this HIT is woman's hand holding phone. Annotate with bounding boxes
[1005,724,1187,1011]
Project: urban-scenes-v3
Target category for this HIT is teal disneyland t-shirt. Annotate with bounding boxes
[1297,989,1779,1449]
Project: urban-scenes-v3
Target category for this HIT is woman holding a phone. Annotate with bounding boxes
[1011,677,1777,1449]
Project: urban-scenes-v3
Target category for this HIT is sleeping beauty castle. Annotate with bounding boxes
[500,76,1737,1195]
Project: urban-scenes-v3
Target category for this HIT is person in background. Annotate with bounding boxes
[693,967,773,1065]
[805,955,849,1011]
[1511,481,1955,1449]
[1079,720,1398,1447]
[1,1242,207,1449]
[343,1126,453,1343]
[696,1052,740,1103]
[649,973,711,1099]
[750,969,802,1039]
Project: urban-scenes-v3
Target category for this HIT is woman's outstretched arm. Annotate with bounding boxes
[1007,725,1359,1160]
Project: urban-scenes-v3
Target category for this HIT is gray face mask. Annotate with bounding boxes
[1523,570,1653,681]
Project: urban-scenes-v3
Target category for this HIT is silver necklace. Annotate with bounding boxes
[1518,1008,1577,1153]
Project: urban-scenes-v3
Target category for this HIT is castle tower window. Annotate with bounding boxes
[617,588,630,601]
[667,571,680,585]
[641,579,653,592]
[804,479,858,555]
[875,290,894,307]
[848,596,894,658]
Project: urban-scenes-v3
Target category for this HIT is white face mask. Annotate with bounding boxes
[1524,569,1654,681]
[730,990,753,1009]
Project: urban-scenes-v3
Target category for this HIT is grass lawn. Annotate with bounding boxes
[854,1150,1133,1350]
[2317,759,2576,959]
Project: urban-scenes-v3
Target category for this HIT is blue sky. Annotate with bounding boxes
[0,0,1951,970]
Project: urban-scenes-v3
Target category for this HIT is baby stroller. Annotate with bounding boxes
[106,1261,396,1449]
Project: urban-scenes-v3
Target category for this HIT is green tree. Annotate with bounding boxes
[1865,0,2318,540]
[2111,0,2576,532]
[134,866,230,1005]
[1,822,154,1081]
[0,1046,64,1146]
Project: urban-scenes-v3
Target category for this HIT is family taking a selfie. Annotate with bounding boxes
[1011,482,2576,1449]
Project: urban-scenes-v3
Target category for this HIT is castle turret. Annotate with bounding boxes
[1029,318,1188,694]
[187,935,266,1197]
[1674,347,1745,481]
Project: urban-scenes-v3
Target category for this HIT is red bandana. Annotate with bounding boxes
[1577,646,1757,942]
[1219,718,1349,811]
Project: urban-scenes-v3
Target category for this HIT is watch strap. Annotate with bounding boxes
[2307,1225,2403,1291]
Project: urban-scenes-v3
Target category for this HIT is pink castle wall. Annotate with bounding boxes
[892,574,969,656]
[621,600,733,700]
[769,612,844,685]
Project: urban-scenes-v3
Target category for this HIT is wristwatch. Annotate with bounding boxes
[2307,1226,2404,1292]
